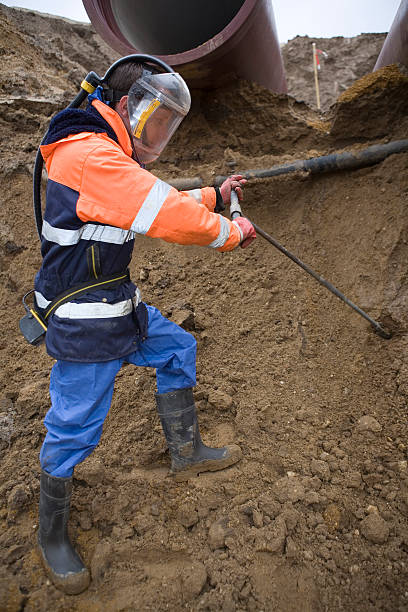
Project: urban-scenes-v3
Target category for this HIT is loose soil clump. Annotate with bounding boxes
[0,6,408,612]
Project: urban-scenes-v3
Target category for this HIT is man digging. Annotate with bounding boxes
[32,55,256,593]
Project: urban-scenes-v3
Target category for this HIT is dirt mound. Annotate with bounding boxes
[329,64,408,142]
[1,6,408,612]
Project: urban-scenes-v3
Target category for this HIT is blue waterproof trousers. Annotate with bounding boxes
[39,305,196,477]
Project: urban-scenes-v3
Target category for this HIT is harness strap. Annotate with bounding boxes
[42,269,130,321]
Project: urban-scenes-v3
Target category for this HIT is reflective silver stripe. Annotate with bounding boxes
[133,287,142,307]
[54,289,142,320]
[81,225,134,243]
[35,291,50,308]
[186,189,202,203]
[35,288,142,319]
[55,299,133,319]
[208,215,230,248]
[130,179,172,234]
[42,219,134,246]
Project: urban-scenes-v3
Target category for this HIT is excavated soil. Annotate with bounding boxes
[1,5,408,612]
[281,33,387,111]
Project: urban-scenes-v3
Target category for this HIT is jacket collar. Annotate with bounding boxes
[91,99,133,158]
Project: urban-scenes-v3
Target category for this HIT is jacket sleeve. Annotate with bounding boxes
[76,141,241,252]
[183,187,217,212]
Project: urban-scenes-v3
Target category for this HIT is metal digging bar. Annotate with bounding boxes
[229,191,392,340]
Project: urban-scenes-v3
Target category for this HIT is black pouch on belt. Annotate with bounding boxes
[19,292,47,346]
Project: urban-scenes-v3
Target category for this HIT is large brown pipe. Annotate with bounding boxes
[374,0,408,70]
[82,0,287,92]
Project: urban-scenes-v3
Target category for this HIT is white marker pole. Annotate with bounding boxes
[312,42,321,110]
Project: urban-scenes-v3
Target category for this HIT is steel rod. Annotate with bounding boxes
[251,221,391,339]
[230,192,391,339]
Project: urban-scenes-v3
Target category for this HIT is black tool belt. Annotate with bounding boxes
[20,268,130,346]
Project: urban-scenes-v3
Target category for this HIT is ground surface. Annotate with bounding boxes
[1,5,408,612]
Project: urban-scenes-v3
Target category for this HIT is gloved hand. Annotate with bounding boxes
[232,216,256,249]
[220,174,247,205]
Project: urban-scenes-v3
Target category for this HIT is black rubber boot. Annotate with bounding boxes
[155,387,242,481]
[38,469,90,595]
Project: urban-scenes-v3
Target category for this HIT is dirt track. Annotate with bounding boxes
[1,5,408,611]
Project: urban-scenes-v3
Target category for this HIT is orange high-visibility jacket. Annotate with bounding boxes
[41,99,242,251]
[35,99,241,362]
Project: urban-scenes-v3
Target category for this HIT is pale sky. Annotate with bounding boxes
[0,0,402,43]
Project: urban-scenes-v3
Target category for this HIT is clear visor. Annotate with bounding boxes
[127,72,191,163]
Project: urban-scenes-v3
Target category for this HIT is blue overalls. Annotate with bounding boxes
[40,306,196,477]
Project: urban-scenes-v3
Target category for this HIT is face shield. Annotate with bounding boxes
[127,72,191,164]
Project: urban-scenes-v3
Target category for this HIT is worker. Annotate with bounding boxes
[34,56,256,594]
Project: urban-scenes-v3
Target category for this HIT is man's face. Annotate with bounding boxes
[116,96,173,164]
[142,106,173,150]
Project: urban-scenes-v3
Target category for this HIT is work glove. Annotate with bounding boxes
[232,217,256,249]
[220,174,247,206]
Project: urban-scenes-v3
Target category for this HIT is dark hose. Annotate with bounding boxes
[33,89,91,239]
[33,149,44,239]
[168,140,408,191]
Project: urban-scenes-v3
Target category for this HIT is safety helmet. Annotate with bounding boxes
[127,71,191,164]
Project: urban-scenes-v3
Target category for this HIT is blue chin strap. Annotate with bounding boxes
[88,85,108,105]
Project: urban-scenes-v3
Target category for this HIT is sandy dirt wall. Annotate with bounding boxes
[0,5,408,612]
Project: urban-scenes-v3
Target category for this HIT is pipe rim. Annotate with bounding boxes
[84,0,259,64]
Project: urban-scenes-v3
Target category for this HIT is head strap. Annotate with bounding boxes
[103,89,129,104]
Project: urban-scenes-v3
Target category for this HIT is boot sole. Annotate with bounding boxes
[38,543,91,595]
[170,444,242,482]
